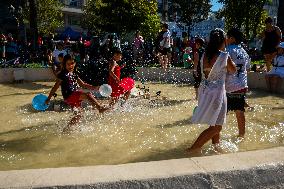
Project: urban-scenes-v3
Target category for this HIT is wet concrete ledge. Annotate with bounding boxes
[0,67,284,93]
[0,147,283,188]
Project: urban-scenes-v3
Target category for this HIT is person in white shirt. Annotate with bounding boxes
[53,42,67,65]
[158,23,172,69]
[265,42,284,93]
[225,28,250,138]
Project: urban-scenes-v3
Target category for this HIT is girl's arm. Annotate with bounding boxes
[276,26,282,44]
[121,62,126,69]
[77,77,99,91]
[45,79,61,104]
[193,51,199,72]
[227,56,237,74]
[109,61,120,83]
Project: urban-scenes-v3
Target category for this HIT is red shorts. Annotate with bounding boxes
[64,91,83,108]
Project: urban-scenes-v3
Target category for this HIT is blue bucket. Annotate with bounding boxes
[32,94,49,111]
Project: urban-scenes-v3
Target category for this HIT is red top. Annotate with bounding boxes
[108,65,124,97]
[108,62,135,97]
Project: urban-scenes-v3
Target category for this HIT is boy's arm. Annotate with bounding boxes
[77,77,99,91]
[227,56,237,74]
[45,79,61,104]
[276,26,282,43]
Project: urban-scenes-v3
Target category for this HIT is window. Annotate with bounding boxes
[68,16,81,26]
[69,0,78,7]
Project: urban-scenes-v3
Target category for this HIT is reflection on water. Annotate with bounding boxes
[0,82,283,170]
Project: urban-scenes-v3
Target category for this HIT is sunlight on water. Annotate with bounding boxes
[0,82,283,170]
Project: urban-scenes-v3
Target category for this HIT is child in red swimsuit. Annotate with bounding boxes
[108,48,134,107]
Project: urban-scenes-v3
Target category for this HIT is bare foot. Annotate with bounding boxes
[247,106,255,112]
[186,147,202,157]
[62,125,72,134]
[213,144,225,154]
[235,136,245,143]
[98,105,110,113]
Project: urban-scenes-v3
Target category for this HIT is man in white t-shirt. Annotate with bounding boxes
[158,23,172,69]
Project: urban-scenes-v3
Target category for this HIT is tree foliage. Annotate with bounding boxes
[82,0,160,39]
[172,0,211,27]
[24,0,64,35]
[217,0,271,39]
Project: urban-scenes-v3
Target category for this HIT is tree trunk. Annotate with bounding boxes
[162,0,168,22]
[278,0,284,35]
[29,0,38,50]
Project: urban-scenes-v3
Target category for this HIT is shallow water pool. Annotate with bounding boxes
[0,81,283,170]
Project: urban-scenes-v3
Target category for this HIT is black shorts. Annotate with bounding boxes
[159,47,171,55]
[261,45,277,55]
[227,93,246,112]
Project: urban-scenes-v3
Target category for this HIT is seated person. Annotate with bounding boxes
[265,42,284,93]
[52,53,64,77]
[108,48,134,107]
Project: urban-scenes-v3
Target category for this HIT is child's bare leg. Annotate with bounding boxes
[63,111,82,133]
[158,53,164,68]
[235,110,245,137]
[109,97,119,108]
[83,93,108,113]
[167,52,171,67]
[123,91,131,101]
[163,56,168,69]
[212,132,220,145]
[194,87,198,100]
[187,125,222,153]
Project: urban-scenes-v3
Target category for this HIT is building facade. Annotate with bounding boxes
[59,0,86,32]
[190,16,225,40]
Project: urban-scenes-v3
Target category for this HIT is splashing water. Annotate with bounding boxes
[0,82,283,170]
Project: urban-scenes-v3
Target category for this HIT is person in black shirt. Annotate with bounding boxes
[45,54,109,132]
[261,17,282,71]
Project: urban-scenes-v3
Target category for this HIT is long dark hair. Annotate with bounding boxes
[205,28,225,62]
[62,54,77,73]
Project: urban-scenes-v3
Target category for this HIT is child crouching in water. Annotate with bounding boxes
[45,54,109,132]
[108,48,133,107]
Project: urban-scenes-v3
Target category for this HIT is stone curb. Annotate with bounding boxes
[0,147,283,188]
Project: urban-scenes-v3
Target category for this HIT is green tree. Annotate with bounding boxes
[82,0,160,39]
[173,0,211,31]
[217,0,270,39]
[24,0,63,36]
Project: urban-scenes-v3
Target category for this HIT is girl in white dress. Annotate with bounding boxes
[187,29,236,154]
